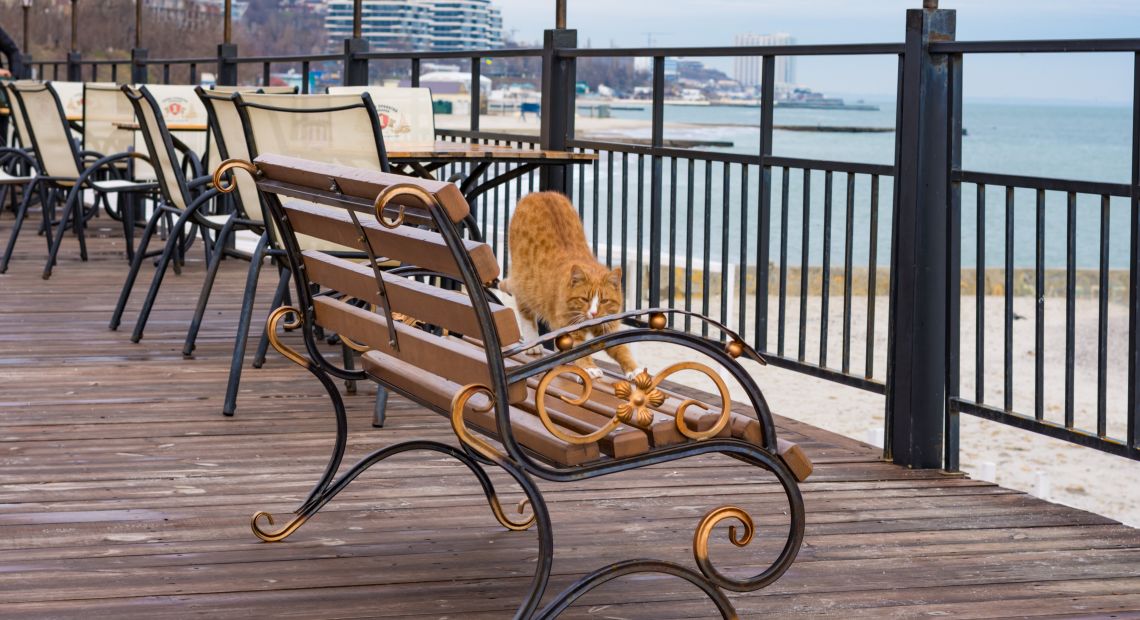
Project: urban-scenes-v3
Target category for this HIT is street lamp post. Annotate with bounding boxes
[343,0,369,86]
[20,0,31,78]
[216,0,238,85]
[66,0,81,81]
[131,0,148,84]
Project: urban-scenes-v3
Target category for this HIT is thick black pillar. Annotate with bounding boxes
[539,28,576,194]
[885,7,956,469]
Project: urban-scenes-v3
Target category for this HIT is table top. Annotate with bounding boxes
[114,121,209,132]
[387,141,597,162]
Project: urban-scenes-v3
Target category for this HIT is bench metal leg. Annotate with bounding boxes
[222,233,269,416]
[371,387,388,428]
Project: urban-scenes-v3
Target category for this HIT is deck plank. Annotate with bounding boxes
[1,219,1139,618]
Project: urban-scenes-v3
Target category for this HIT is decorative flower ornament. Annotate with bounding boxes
[613,370,665,429]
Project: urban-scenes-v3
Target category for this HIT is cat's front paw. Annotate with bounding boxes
[585,367,605,381]
[524,344,545,356]
[625,367,648,380]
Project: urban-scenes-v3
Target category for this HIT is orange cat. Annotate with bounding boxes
[501,191,644,379]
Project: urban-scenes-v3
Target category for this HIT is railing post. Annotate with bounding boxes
[539,27,576,194]
[885,5,956,469]
[647,56,665,306]
[343,38,370,86]
[131,47,148,84]
[66,0,81,81]
[217,43,238,86]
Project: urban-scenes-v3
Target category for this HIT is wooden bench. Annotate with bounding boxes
[215,153,811,619]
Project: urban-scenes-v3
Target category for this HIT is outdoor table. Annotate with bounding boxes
[387,141,596,203]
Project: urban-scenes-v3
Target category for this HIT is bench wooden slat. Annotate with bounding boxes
[516,385,651,459]
[360,350,599,466]
[256,153,471,224]
[284,200,500,284]
[313,297,527,404]
[302,251,521,344]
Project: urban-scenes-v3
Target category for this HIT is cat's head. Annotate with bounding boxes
[562,263,624,324]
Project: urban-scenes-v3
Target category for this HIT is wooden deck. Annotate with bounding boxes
[3,220,1140,619]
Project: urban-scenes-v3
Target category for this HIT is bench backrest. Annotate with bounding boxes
[326,86,435,148]
[247,153,525,402]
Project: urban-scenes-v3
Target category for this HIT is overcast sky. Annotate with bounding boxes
[495,0,1139,103]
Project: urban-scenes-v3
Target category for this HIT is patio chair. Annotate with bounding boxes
[326,86,436,148]
[0,81,39,217]
[109,84,262,344]
[206,90,391,417]
[0,81,158,277]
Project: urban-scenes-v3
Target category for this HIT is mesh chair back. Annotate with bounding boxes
[49,81,84,119]
[3,80,37,149]
[140,84,213,173]
[196,87,262,223]
[326,86,436,148]
[122,85,193,210]
[83,82,135,156]
[8,82,82,179]
[235,92,389,172]
[210,85,298,95]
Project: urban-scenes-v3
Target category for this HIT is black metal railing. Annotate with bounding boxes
[31,6,1140,470]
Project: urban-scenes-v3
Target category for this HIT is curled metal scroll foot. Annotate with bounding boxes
[693,505,764,592]
[489,496,536,531]
[251,510,310,543]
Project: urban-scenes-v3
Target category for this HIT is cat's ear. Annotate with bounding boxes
[606,267,623,288]
[569,264,588,286]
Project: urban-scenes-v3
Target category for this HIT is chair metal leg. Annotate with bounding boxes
[0,179,39,273]
[41,187,80,278]
[223,233,270,416]
[130,207,199,343]
[110,206,166,331]
[341,343,357,395]
[252,266,290,369]
[183,216,238,357]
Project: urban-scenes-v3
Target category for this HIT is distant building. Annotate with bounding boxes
[325,0,503,52]
[733,33,796,88]
[151,0,249,29]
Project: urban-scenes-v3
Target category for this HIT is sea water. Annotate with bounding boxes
[562,101,1133,269]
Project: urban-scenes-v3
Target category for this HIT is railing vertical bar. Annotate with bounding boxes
[591,152,600,255]
[592,152,601,262]
[636,154,645,308]
[90,63,96,81]
[190,63,198,87]
[799,168,811,362]
[977,184,987,404]
[719,163,731,339]
[492,160,501,255]
[1004,186,1014,412]
[820,170,834,368]
[739,164,750,343]
[648,55,666,309]
[668,157,678,311]
[778,167,790,357]
[1129,51,1140,449]
[755,54,776,351]
[112,63,118,82]
[301,61,310,94]
[411,58,421,87]
[163,63,170,84]
[1098,193,1110,437]
[685,159,695,332]
[606,151,614,267]
[262,62,270,87]
[702,159,713,337]
[621,152,629,295]
[470,57,481,132]
[577,149,586,218]
[842,172,855,374]
[1035,188,1045,420]
[865,174,880,378]
[1065,190,1076,429]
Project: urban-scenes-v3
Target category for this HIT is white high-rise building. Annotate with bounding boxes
[326,0,503,52]
[733,33,796,88]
